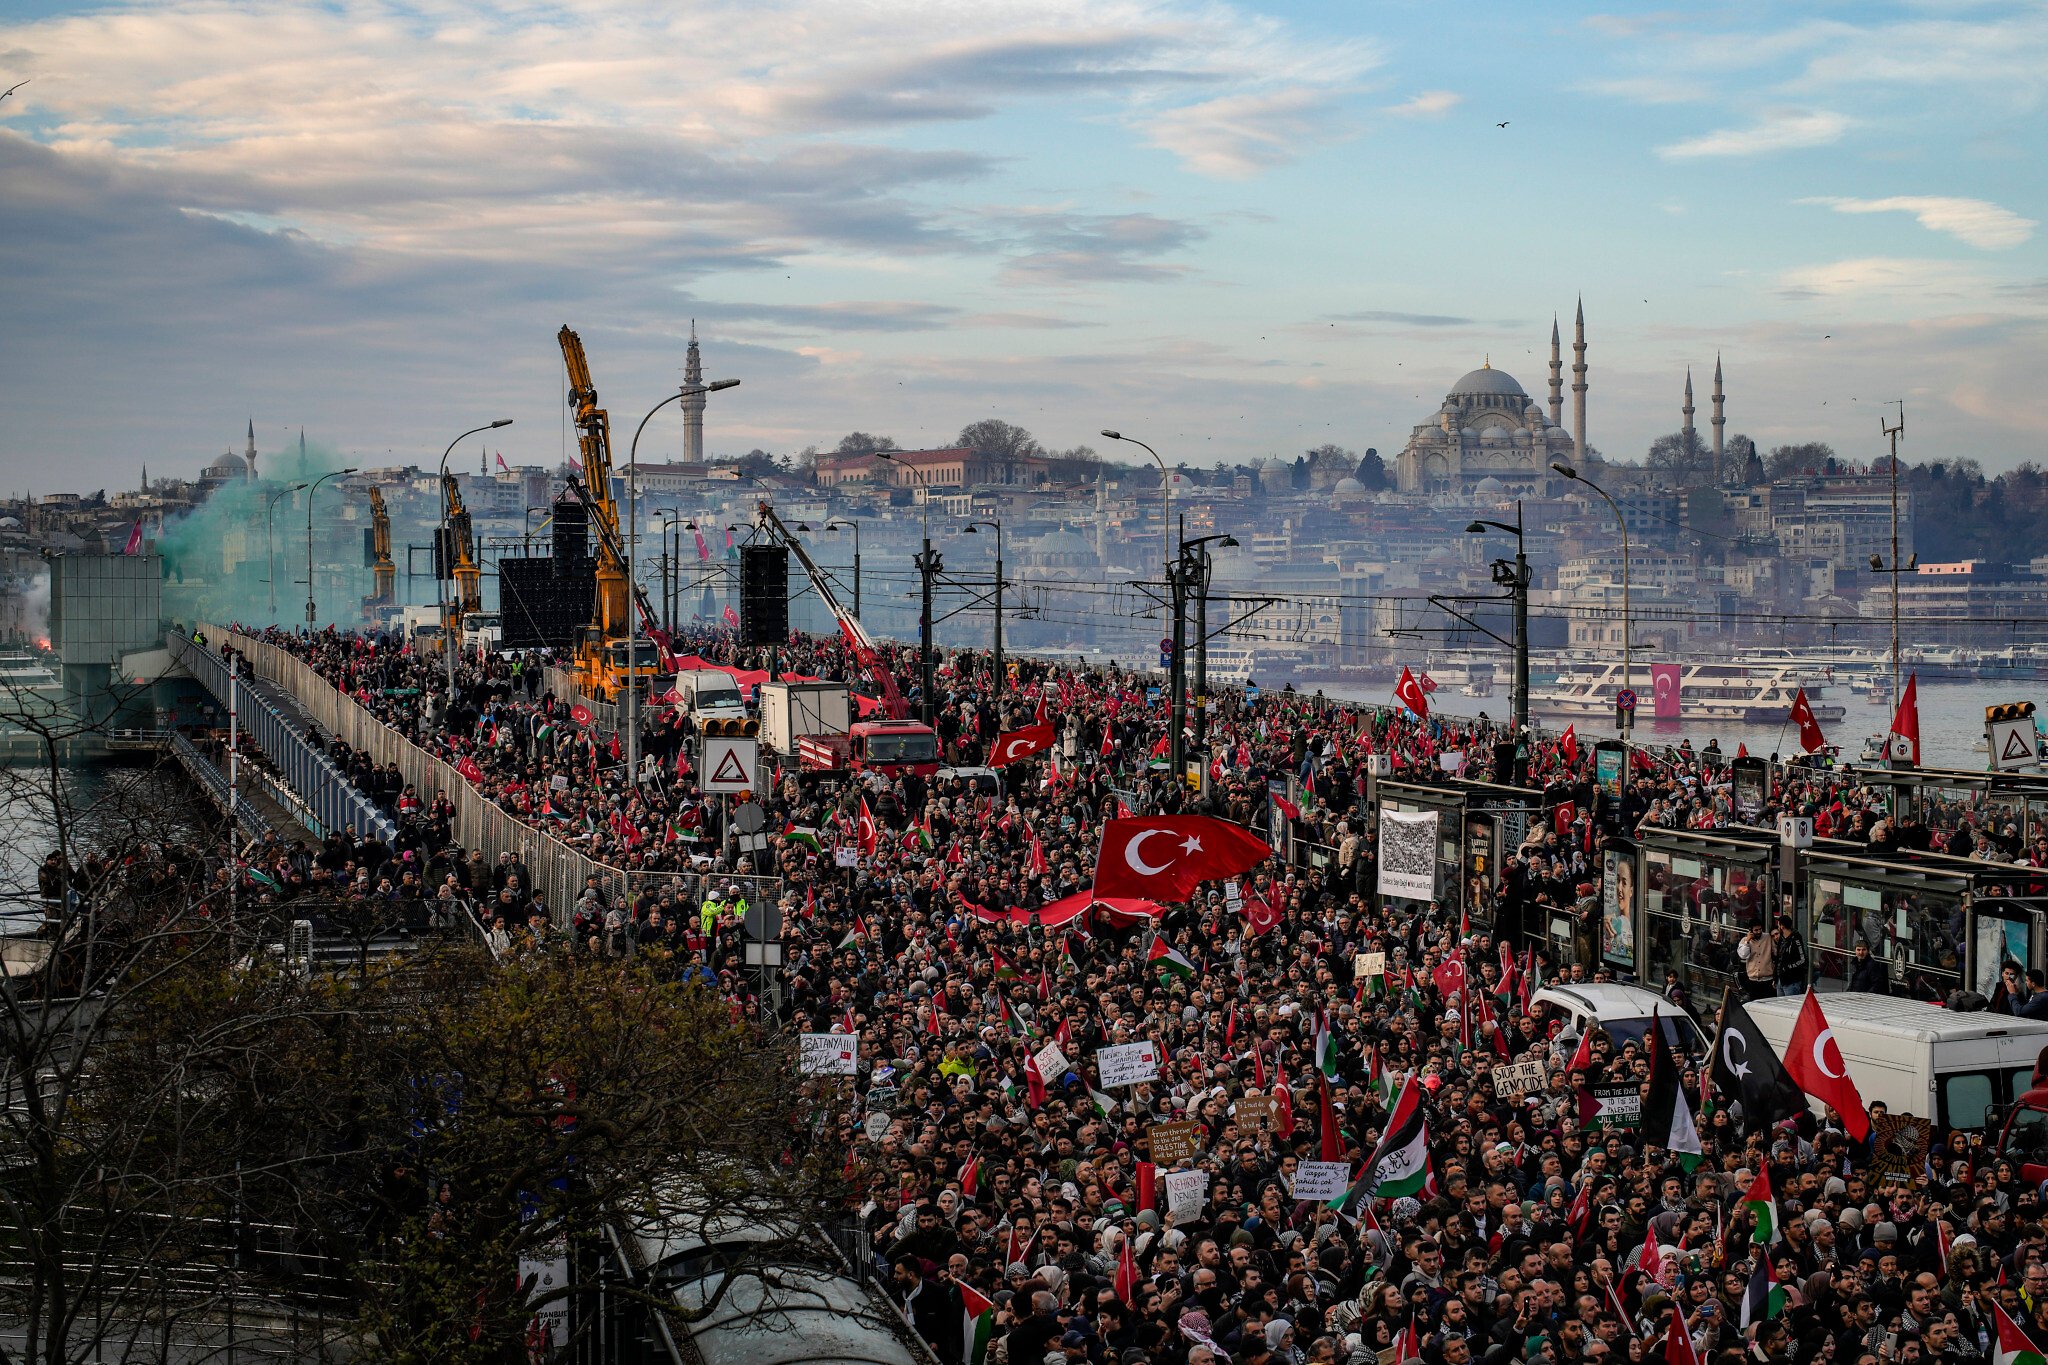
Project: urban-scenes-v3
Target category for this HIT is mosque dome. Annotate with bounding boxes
[1448,366,1528,399]
[1547,426,1575,447]
[1030,527,1100,569]
[1333,476,1364,495]
[1479,425,1514,443]
[1473,476,1507,498]
[204,453,248,479]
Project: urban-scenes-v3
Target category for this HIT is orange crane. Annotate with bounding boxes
[365,485,395,609]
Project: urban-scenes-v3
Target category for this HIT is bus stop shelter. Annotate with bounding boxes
[1374,776,1544,930]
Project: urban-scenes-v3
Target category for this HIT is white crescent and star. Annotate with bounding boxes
[1004,737,1034,759]
[1721,1029,1751,1079]
[1125,829,1178,875]
[1813,1028,1846,1079]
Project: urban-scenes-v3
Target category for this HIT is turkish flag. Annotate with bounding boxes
[1114,1229,1139,1307]
[1093,816,1272,902]
[1394,666,1430,718]
[1782,990,1869,1140]
[1887,674,1920,766]
[570,703,594,727]
[856,796,879,857]
[991,723,1055,767]
[1552,801,1576,839]
[1240,888,1281,937]
[1790,688,1828,754]
[1432,957,1467,1002]
[1559,725,1579,765]
[1318,1075,1344,1162]
[1651,663,1682,720]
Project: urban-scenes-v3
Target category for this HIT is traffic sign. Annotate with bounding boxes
[1988,711,2038,770]
[1615,688,1638,713]
[700,736,759,794]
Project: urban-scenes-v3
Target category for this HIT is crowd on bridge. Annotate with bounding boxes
[210,621,2048,1365]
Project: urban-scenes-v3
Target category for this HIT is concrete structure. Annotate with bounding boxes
[1393,362,1577,498]
[812,448,1050,490]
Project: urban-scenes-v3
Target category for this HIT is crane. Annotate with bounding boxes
[557,325,657,701]
[755,501,909,719]
[440,473,482,617]
[365,485,395,611]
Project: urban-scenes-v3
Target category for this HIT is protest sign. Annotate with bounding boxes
[798,1033,858,1076]
[1490,1058,1548,1098]
[1292,1160,1352,1202]
[1098,1041,1160,1088]
[1164,1169,1207,1221]
[1147,1120,1202,1167]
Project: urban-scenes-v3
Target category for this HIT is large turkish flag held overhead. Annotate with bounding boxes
[990,723,1056,767]
[1093,815,1273,903]
[1782,990,1869,1140]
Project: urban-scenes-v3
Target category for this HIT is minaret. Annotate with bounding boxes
[1682,368,1696,464]
[246,418,258,481]
[1711,353,1726,485]
[1547,315,1563,427]
[681,321,706,463]
[1571,298,1588,463]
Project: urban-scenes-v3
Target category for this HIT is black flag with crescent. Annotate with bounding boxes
[1710,987,1806,1135]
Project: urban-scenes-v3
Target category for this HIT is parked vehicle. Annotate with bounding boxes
[1531,983,1707,1058]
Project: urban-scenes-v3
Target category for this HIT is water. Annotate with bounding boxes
[0,763,207,935]
[1316,677,2040,772]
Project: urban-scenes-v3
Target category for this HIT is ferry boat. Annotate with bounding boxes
[1536,660,1846,724]
[1201,646,1260,687]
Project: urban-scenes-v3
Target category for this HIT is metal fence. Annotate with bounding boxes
[167,730,270,841]
[202,628,780,930]
[171,632,397,844]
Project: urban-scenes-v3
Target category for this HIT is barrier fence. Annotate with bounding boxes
[195,628,781,930]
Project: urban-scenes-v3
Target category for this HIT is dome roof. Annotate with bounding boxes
[1448,366,1528,399]
[1333,476,1364,494]
[204,453,248,477]
[1031,527,1098,562]
[1474,476,1507,496]
[1479,425,1514,442]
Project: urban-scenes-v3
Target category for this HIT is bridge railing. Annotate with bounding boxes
[205,628,781,930]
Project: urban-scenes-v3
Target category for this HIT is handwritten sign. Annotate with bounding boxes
[1033,1041,1071,1083]
[1490,1057,1548,1098]
[1588,1084,1640,1130]
[1164,1168,1207,1221]
[798,1033,858,1076]
[1148,1120,1203,1167]
[1235,1095,1274,1127]
[1292,1160,1353,1202]
[1098,1041,1161,1088]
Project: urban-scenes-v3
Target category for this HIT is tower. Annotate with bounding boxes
[1571,298,1587,464]
[1548,315,1563,427]
[246,418,258,481]
[681,321,706,463]
[1682,368,1696,467]
[1711,353,1726,485]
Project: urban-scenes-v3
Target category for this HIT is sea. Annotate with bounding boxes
[0,764,202,936]
[1314,677,2040,773]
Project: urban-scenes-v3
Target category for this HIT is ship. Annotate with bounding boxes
[1536,660,1845,724]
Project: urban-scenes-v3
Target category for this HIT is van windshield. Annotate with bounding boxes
[2007,1106,2048,1165]
[1599,1014,1704,1058]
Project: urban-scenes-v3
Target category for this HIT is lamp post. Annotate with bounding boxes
[965,520,1004,713]
[1466,501,1531,739]
[625,379,740,784]
[264,483,306,619]
[1100,430,1172,577]
[304,468,359,627]
[826,520,862,618]
[1553,463,1629,747]
[656,512,684,634]
[875,453,940,720]
[438,419,514,694]
[1175,534,1238,767]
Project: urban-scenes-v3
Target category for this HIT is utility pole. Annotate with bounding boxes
[1512,509,1530,738]
[915,533,941,724]
[1167,552,1188,786]
[1883,401,1906,710]
[1192,543,1211,747]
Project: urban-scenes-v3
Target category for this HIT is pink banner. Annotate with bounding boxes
[1650,663,1682,719]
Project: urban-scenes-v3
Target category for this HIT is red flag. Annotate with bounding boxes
[960,1155,979,1198]
[1034,695,1050,726]
[456,756,484,784]
[1025,1054,1047,1110]
[1568,1179,1593,1238]
[991,723,1055,767]
[1432,957,1467,1002]
[1887,675,1920,765]
[1552,801,1577,840]
[1559,724,1579,765]
[1240,888,1281,937]
[1135,1160,1157,1212]
[1394,666,1430,718]
[607,733,621,761]
[1790,688,1828,754]
[1027,828,1048,876]
[1568,1026,1595,1075]
[1783,989,1870,1139]
[1114,1231,1138,1306]
[1092,815,1272,901]
[1317,1074,1343,1162]
[1272,1070,1294,1140]
[122,519,144,556]
[1735,742,1749,760]
[1664,1305,1700,1365]
[1148,732,1170,759]
[1099,726,1114,759]
[693,528,711,562]
[1250,1042,1266,1091]
[856,796,879,857]
[570,703,594,727]
[722,604,740,630]
[1651,663,1682,720]
[1633,1218,1662,1278]
[1417,671,1438,695]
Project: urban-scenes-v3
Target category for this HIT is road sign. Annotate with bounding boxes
[733,801,765,834]
[701,736,759,794]
[1615,688,1638,713]
[1989,715,2038,770]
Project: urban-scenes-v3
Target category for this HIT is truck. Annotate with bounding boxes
[760,681,852,757]
[1749,992,2048,1133]
[672,669,750,725]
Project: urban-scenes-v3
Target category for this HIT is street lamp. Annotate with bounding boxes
[826,519,862,618]
[265,483,307,618]
[1100,430,1172,576]
[1466,501,1531,738]
[625,379,740,784]
[657,511,684,634]
[964,520,1004,711]
[1553,462,1631,744]
[304,468,359,626]
[874,452,941,719]
[438,419,514,695]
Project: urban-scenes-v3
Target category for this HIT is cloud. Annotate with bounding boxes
[1800,195,2036,250]
[1141,88,1350,178]
[1383,90,1460,118]
[1324,311,1477,328]
[996,210,1205,284]
[1659,108,1849,158]
[1777,256,1988,300]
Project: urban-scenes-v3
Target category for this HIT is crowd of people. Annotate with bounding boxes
[214,620,2048,1365]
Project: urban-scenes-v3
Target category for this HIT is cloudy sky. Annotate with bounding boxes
[0,0,2042,484]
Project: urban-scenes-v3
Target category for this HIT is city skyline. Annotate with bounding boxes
[0,0,2042,480]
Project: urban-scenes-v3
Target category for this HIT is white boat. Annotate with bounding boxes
[1536,660,1846,724]
[1201,646,1260,687]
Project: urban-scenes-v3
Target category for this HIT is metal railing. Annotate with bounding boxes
[203,628,781,930]
[167,730,270,841]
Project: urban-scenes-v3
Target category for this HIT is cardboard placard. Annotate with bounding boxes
[1098,1041,1161,1088]
[1033,1041,1071,1082]
[1292,1160,1353,1202]
[1490,1057,1548,1098]
[1361,951,1386,979]
[1147,1120,1203,1167]
[798,1033,858,1076]
[1235,1094,1275,1127]
[1164,1168,1207,1221]
[834,846,860,868]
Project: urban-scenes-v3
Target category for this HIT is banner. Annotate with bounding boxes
[1376,810,1439,901]
[1098,1041,1161,1088]
[1651,663,1682,720]
[798,1033,858,1076]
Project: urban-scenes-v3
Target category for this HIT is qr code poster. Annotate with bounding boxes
[1377,810,1439,901]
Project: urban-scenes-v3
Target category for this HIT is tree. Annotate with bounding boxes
[1646,429,1713,487]
[1765,442,1836,481]
[956,420,1041,461]
[1355,449,1389,491]
[834,432,897,456]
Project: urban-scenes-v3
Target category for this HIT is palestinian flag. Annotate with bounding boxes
[784,825,823,853]
[1147,938,1197,982]
[1087,1087,1118,1118]
[1741,1168,1781,1247]
[1057,935,1079,976]
[1361,957,1386,996]
[960,1283,996,1365]
[1641,1009,1704,1170]
[1000,997,1036,1039]
[1994,1302,2045,1365]
[247,867,281,891]
[991,949,1022,981]
[914,812,936,852]
[1740,1253,1787,1329]
[1314,1017,1341,1081]
[1361,1073,1431,1198]
[837,915,868,950]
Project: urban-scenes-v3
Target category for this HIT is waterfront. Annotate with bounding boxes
[0,761,201,935]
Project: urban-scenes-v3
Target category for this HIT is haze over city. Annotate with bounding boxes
[2,0,2044,477]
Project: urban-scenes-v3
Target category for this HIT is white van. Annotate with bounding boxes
[1747,992,2048,1132]
[1531,983,1708,1058]
[670,669,748,724]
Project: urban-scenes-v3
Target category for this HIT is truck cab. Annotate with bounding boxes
[1996,1047,2048,1183]
[848,720,940,777]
